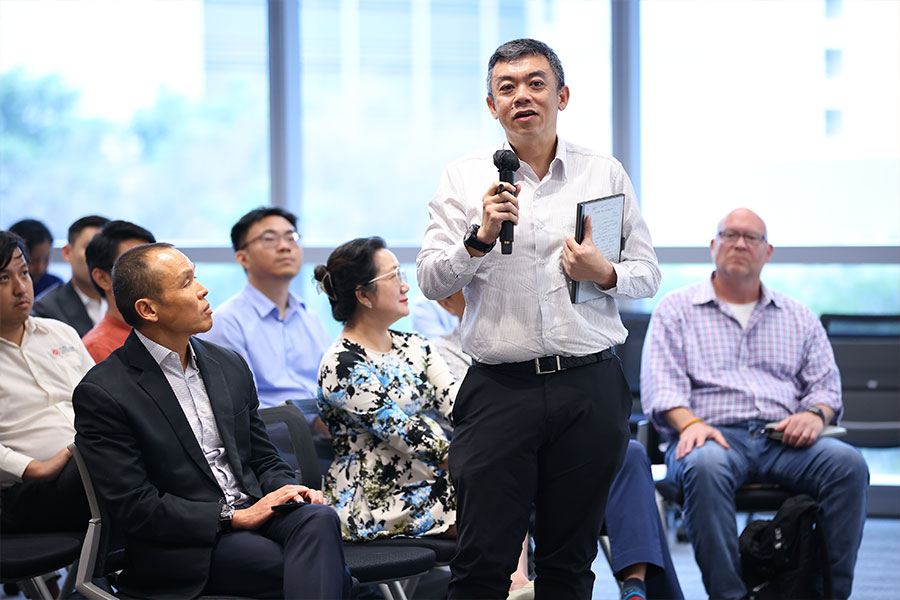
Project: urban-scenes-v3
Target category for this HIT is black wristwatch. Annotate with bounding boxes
[806,406,827,425]
[464,224,496,254]
[218,500,234,533]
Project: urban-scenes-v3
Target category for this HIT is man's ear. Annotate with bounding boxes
[91,267,112,293]
[486,95,499,120]
[61,244,73,264]
[134,298,158,324]
[235,249,250,271]
[557,85,570,111]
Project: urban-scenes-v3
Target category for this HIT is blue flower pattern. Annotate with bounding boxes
[318,331,458,541]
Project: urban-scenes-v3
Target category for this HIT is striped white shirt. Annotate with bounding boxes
[417,139,661,364]
[135,331,250,506]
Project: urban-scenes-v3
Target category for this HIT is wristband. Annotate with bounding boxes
[679,417,704,435]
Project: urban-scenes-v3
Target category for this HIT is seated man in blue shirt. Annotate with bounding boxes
[201,207,331,409]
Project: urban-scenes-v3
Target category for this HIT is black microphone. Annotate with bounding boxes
[493,149,520,255]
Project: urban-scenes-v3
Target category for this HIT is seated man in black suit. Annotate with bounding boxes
[73,242,353,599]
[33,215,109,336]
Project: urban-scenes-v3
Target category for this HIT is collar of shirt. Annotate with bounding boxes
[72,282,107,322]
[135,329,199,375]
[691,273,782,311]
[0,317,35,349]
[242,282,302,322]
[502,137,569,184]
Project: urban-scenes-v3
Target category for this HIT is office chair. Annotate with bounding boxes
[0,532,81,600]
[68,443,257,600]
[823,315,900,448]
[258,404,439,600]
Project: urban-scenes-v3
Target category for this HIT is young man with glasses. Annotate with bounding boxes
[201,207,330,409]
[641,207,868,600]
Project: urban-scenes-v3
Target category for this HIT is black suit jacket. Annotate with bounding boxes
[32,280,95,337]
[73,331,297,599]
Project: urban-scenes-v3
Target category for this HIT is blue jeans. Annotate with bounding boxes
[665,421,868,600]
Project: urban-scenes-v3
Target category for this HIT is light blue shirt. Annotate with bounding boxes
[200,283,331,409]
[409,296,457,339]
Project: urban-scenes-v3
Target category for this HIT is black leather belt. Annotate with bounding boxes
[475,348,615,375]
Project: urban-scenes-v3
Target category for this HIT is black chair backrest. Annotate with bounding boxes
[258,404,322,489]
[615,312,652,396]
[829,337,900,392]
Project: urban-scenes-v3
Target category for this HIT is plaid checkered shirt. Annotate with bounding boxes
[641,277,842,437]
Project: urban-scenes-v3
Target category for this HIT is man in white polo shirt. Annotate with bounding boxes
[0,230,94,534]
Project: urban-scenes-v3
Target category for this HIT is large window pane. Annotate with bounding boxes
[641,0,900,248]
[621,263,900,316]
[298,0,612,247]
[0,0,269,245]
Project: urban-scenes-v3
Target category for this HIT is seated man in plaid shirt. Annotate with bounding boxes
[641,207,868,600]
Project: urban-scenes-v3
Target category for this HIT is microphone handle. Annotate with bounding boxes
[498,168,515,254]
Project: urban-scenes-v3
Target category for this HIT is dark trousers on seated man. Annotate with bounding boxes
[449,356,631,599]
[1,459,89,534]
[206,502,351,598]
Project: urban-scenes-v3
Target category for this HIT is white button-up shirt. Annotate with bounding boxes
[417,139,660,364]
[0,317,94,486]
[72,283,107,327]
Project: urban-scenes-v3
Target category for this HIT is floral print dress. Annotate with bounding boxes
[317,330,459,541]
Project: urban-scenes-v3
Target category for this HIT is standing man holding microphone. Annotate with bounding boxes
[417,39,660,599]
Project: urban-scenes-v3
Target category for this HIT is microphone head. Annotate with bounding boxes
[493,149,520,172]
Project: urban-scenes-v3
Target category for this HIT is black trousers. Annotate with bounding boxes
[204,502,354,599]
[1,458,89,533]
[448,357,631,599]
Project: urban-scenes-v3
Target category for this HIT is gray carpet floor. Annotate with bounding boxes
[590,516,900,599]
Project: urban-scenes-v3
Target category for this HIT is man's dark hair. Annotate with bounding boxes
[313,237,386,323]
[85,220,156,296]
[486,38,565,99]
[112,242,174,328]
[230,207,298,252]
[0,231,29,271]
[8,219,53,252]
[67,215,110,245]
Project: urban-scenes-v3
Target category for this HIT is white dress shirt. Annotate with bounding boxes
[136,331,251,507]
[0,317,94,486]
[417,139,661,364]
[73,283,107,326]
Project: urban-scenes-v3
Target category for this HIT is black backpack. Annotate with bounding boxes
[738,494,833,600]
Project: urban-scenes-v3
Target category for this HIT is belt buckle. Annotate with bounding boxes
[534,355,561,375]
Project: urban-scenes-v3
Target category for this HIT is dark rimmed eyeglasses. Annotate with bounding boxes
[717,229,767,246]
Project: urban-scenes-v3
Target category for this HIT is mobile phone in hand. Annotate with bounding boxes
[271,499,307,513]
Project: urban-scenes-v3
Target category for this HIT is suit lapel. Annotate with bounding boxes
[121,333,219,489]
[191,339,245,483]
[61,282,93,334]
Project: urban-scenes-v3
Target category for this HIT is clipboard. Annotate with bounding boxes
[568,194,625,304]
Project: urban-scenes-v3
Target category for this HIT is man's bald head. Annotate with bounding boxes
[716,208,767,241]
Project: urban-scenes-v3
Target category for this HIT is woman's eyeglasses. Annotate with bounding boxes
[366,266,407,286]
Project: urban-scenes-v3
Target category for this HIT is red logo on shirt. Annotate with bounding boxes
[52,348,60,356]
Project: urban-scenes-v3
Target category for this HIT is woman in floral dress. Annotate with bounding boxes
[314,237,458,541]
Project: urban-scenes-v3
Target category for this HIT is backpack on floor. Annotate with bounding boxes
[738,494,833,600]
